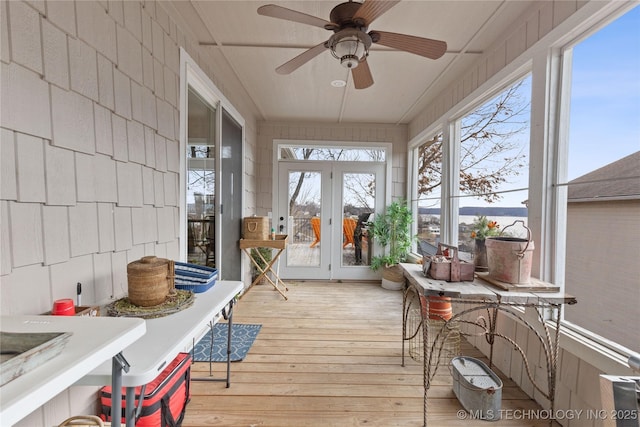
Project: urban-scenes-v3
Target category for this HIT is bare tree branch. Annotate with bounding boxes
[418,79,530,203]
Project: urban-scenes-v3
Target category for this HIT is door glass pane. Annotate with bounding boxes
[187,88,216,267]
[287,171,321,267]
[342,173,375,266]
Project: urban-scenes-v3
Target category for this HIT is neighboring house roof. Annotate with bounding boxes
[568,151,640,202]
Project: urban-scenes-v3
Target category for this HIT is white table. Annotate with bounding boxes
[79,280,244,427]
[0,315,146,427]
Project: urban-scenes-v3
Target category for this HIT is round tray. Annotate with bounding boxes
[106,289,194,319]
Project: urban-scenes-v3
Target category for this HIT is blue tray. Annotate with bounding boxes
[174,262,217,282]
[174,276,216,293]
[174,262,218,293]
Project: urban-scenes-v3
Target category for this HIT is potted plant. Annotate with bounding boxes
[469,215,500,271]
[369,199,413,290]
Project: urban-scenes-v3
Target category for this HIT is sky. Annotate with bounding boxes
[567,5,640,180]
[461,5,640,208]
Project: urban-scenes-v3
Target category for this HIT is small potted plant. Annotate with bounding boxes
[369,199,413,290]
[470,215,500,271]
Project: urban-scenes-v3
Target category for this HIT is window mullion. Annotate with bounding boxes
[441,121,460,245]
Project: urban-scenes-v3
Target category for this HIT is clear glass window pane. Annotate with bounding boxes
[286,171,321,267]
[187,87,216,267]
[416,134,443,252]
[342,173,375,267]
[457,76,532,262]
[563,6,640,353]
[280,146,385,162]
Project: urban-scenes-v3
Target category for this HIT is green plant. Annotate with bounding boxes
[251,247,272,279]
[369,200,413,271]
[470,215,500,240]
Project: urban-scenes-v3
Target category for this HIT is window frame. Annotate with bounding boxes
[407,3,639,363]
[410,72,534,254]
[552,7,640,358]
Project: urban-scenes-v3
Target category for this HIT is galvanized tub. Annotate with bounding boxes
[451,356,503,421]
[485,220,534,284]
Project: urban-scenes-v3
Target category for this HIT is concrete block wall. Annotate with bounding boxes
[0,1,259,424]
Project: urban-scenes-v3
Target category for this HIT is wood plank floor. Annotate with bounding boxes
[184,281,558,427]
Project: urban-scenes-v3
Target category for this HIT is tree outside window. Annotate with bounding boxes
[416,76,531,256]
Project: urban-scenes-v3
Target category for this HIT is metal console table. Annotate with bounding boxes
[400,263,577,427]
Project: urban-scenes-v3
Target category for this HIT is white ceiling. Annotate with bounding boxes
[170,1,536,124]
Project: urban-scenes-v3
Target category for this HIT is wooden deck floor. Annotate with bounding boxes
[184,281,557,427]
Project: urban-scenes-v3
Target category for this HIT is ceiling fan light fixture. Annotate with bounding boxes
[329,29,371,69]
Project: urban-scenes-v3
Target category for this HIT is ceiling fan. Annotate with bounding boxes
[257,0,447,89]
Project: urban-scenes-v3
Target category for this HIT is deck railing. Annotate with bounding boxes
[290,217,314,243]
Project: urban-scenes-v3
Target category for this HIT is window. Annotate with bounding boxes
[279,145,385,162]
[186,87,216,267]
[456,77,531,258]
[414,76,532,263]
[415,134,443,250]
[561,6,640,353]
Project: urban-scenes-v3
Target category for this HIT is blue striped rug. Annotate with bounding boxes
[193,323,261,362]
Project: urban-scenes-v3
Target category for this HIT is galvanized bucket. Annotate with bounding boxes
[451,356,503,421]
[485,220,534,284]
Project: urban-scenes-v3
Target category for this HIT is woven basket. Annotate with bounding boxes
[243,216,269,240]
[58,415,123,426]
[127,256,174,307]
[382,264,404,282]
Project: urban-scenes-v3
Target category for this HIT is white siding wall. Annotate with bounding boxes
[0,1,258,424]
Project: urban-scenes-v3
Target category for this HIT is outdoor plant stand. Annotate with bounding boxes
[400,263,577,427]
[240,235,289,300]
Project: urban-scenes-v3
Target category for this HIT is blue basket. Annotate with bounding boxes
[174,262,218,293]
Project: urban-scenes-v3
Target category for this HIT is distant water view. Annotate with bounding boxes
[419,215,529,235]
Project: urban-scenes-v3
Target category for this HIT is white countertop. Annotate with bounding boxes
[0,315,146,426]
[79,280,244,387]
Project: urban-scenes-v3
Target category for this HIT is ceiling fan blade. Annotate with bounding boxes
[352,0,400,26]
[372,30,447,60]
[352,58,374,89]
[275,42,328,75]
[257,4,331,29]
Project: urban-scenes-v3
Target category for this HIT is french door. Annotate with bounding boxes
[276,161,385,280]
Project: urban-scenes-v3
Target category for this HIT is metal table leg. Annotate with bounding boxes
[111,352,130,427]
[192,299,235,387]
